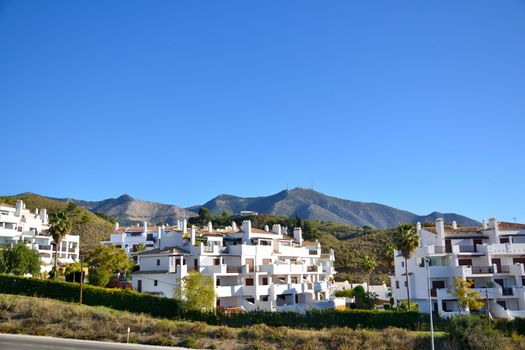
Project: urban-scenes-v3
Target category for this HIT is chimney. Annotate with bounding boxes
[208,221,213,233]
[416,222,422,231]
[489,217,499,235]
[176,219,181,230]
[143,221,148,237]
[293,227,303,245]
[436,218,445,241]
[452,220,458,230]
[482,219,488,230]
[183,219,187,234]
[272,224,282,235]
[114,222,120,230]
[190,225,196,246]
[15,200,23,216]
[157,226,162,247]
[232,221,238,231]
[264,225,269,232]
[39,209,47,224]
[242,220,251,243]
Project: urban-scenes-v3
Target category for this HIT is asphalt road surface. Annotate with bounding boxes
[0,333,192,350]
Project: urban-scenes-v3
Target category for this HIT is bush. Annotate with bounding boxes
[445,315,510,350]
[0,274,182,318]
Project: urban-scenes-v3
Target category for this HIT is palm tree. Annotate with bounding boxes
[49,211,72,279]
[361,255,376,293]
[394,223,420,310]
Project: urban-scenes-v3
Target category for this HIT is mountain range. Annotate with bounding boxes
[48,188,479,228]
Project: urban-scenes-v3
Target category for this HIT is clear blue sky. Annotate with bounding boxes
[1,1,524,222]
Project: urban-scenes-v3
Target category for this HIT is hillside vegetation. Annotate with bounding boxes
[0,194,113,248]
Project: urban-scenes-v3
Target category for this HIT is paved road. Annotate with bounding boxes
[0,333,192,350]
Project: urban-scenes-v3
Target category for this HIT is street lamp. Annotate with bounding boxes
[424,257,435,350]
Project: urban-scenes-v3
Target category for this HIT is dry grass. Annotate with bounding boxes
[0,294,521,350]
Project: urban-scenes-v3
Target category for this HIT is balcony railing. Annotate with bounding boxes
[502,287,514,296]
[433,246,447,254]
[497,265,510,273]
[471,266,494,274]
[226,266,241,273]
[459,245,477,253]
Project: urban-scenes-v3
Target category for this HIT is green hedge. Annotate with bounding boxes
[0,274,182,319]
[0,274,430,330]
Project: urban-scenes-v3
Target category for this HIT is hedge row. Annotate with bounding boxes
[0,274,182,319]
[0,274,428,330]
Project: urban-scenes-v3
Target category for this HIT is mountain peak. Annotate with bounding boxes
[117,194,134,201]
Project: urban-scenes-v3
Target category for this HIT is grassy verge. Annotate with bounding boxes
[0,293,443,350]
[0,294,522,350]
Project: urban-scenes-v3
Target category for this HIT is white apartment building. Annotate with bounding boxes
[0,200,80,273]
[101,219,193,256]
[131,220,344,312]
[390,217,525,320]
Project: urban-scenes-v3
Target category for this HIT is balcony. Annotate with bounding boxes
[459,245,478,253]
[471,266,494,274]
[226,265,241,273]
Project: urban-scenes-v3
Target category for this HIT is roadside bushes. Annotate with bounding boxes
[0,274,182,318]
[444,315,512,350]
[0,274,428,330]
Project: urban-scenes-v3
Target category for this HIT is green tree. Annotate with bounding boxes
[380,243,395,268]
[198,207,212,226]
[449,278,484,312]
[86,245,132,287]
[393,223,419,310]
[48,211,72,279]
[0,242,41,275]
[303,221,320,240]
[361,255,376,292]
[352,285,377,309]
[176,271,215,311]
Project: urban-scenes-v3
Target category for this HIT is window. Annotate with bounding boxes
[246,278,254,286]
[262,277,268,285]
[216,278,220,286]
[404,281,407,287]
[260,295,269,302]
[500,237,510,244]
[213,258,220,265]
[401,261,404,268]
[154,280,158,286]
[262,259,272,265]
[396,281,399,289]
[156,259,160,266]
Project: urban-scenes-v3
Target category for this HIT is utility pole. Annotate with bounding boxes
[425,257,435,350]
[486,289,491,326]
[79,254,84,305]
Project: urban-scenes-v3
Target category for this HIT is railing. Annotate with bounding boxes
[38,244,52,250]
[502,287,514,296]
[497,265,510,273]
[226,265,241,273]
[471,266,494,274]
[459,245,477,253]
[433,246,447,254]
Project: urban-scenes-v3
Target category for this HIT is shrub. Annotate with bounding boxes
[0,274,182,318]
[445,315,511,350]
